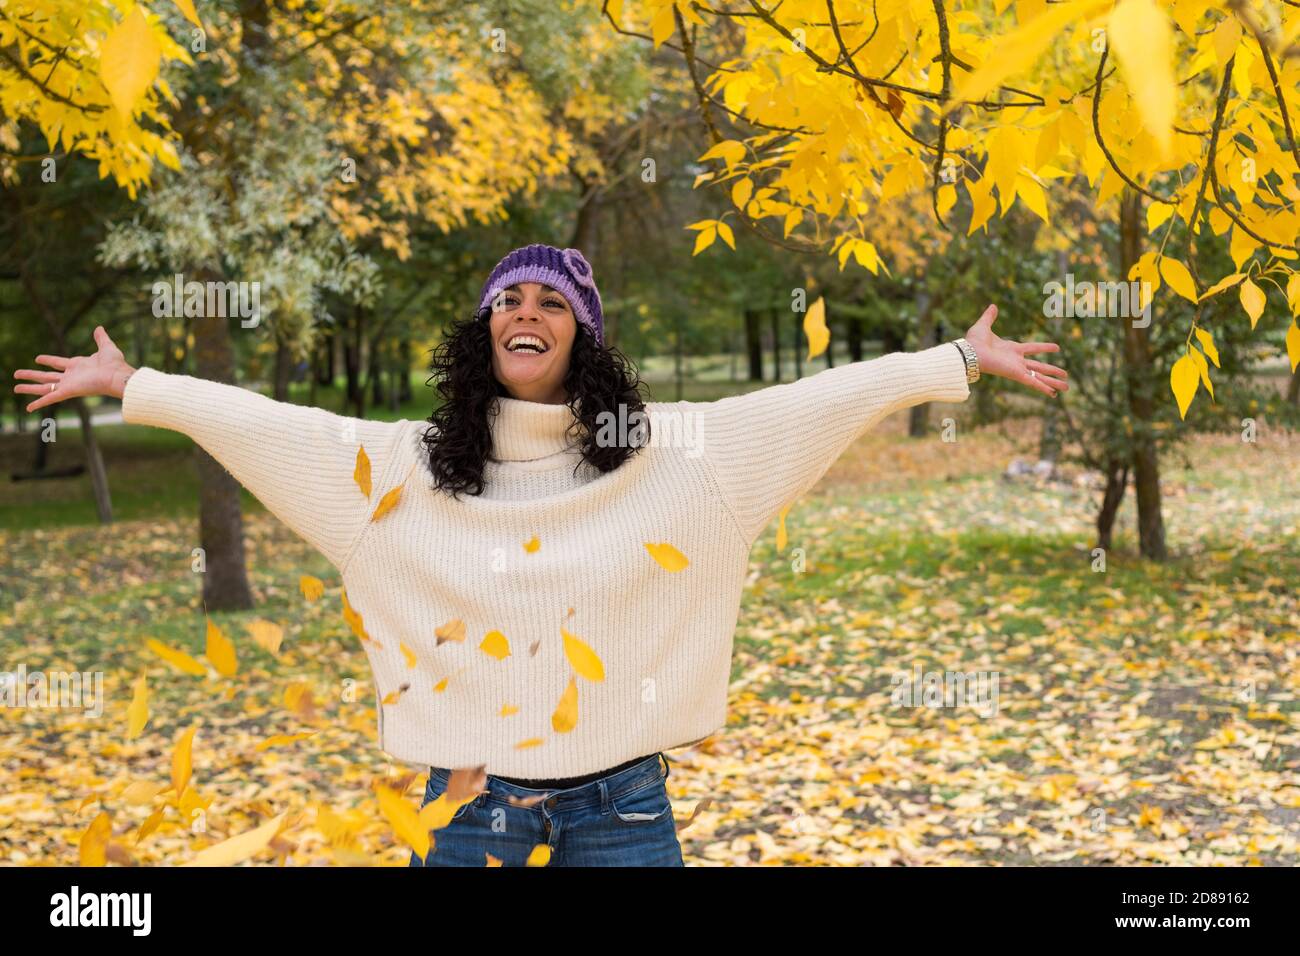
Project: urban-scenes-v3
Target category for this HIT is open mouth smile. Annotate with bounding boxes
[504,334,550,355]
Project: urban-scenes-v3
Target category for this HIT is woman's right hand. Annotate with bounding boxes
[13,325,136,413]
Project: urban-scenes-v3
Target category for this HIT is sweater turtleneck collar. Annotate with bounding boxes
[488,395,583,462]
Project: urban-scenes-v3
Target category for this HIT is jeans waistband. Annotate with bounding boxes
[431,753,670,813]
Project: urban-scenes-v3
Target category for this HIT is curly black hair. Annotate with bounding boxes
[421,308,652,498]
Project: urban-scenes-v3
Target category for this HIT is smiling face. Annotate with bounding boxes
[487,281,577,404]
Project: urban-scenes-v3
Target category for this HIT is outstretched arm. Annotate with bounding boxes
[14,326,413,572]
[695,304,1067,545]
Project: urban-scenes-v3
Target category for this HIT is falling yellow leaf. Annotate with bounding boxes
[515,737,544,750]
[354,446,372,498]
[79,811,112,866]
[136,805,165,844]
[172,726,197,798]
[480,630,511,660]
[172,0,202,29]
[500,704,519,716]
[247,618,284,657]
[121,780,166,806]
[182,813,287,867]
[381,683,411,705]
[145,638,207,677]
[370,483,404,522]
[284,682,317,719]
[776,502,791,550]
[204,617,237,678]
[299,574,325,601]
[99,5,162,118]
[436,618,466,646]
[375,784,429,858]
[400,642,418,669]
[341,589,380,647]
[551,676,579,733]
[523,535,540,553]
[1107,0,1176,157]
[433,677,449,693]
[803,296,829,359]
[561,627,606,682]
[526,843,552,866]
[125,673,149,740]
[644,541,689,572]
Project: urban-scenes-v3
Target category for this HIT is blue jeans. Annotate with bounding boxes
[408,752,684,867]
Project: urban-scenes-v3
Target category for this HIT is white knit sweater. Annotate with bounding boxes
[122,343,969,776]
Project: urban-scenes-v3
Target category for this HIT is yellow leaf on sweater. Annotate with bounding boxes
[80,811,112,866]
[552,677,579,733]
[499,704,519,716]
[299,575,325,601]
[342,589,380,647]
[172,726,197,798]
[526,843,552,866]
[181,812,287,867]
[126,674,149,740]
[480,630,511,660]
[644,541,689,572]
[515,737,544,750]
[436,618,466,645]
[400,642,418,669]
[354,446,372,498]
[523,535,540,553]
[205,618,237,677]
[562,627,606,682]
[145,638,207,677]
[433,678,449,693]
[371,483,404,521]
[381,684,410,705]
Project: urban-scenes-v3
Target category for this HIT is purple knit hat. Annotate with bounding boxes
[476,243,605,347]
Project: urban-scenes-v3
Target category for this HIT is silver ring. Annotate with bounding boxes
[49,382,56,392]
[1028,369,1037,379]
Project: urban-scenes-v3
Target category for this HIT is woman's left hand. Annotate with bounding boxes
[964,304,1068,398]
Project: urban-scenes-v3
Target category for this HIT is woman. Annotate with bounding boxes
[13,243,1067,867]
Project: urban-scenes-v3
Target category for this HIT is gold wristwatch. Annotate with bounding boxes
[952,337,980,384]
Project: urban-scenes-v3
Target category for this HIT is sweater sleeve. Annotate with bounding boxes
[694,343,971,545]
[121,366,414,572]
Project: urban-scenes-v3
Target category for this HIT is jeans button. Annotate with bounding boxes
[545,797,558,809]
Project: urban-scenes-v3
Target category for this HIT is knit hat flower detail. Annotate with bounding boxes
[476,243,605,347]
[562,247,596,290]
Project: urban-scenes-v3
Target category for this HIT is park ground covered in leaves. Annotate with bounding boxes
[2,417,1297,866]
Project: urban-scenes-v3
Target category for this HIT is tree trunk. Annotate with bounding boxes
[344,306,365,418]
[369,340,384,408]
[744,308,763,381]
[399,338,413,402]
[273,337,292,401]
[1096,459,1128,552]
[191,308,255,611]
[823,301,835,368]
[847,315,863,362]
[769,307,782,383]
[909,290,938,437]
[1119,188,1167,560]
[1287,366,1299,405]
[73,398,113,523]
[792,308,803,378]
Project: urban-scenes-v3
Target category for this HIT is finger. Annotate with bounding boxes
[15,382,60,395]
[13,369,60,383]
[33,354,71,370]
[1023,373,1057,397]
[1026,359,1067,375]
[94,325,114,350]
[24,391,60,413]
[1016,341,1060,355]
[976,303,998,328]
